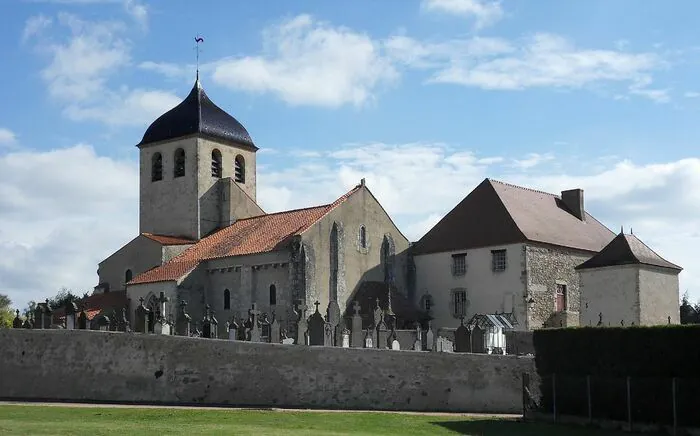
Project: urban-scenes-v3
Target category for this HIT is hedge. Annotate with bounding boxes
[533,324,700,377]
[532,325,700,426]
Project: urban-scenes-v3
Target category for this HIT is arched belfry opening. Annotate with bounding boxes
[151,153,162,182]
[174,148,186,178]
[234,155,245,183]
[329,222,339,302]
[211,149,222,178]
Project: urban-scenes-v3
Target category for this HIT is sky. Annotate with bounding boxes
[1,0,700,310]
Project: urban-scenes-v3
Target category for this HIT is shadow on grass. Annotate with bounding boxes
[431,419,649,435]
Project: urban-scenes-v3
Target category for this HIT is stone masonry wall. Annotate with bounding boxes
[0,329,536,414]
[526,244,592,329]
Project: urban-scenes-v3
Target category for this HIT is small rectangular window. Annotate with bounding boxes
[491,249,507,272]
[451,253,467,276]
[452,289,467,317]
[556,283,567,312]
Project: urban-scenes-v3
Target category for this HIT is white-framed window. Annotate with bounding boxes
[491,249,507,272]
[451,288,467,318]
[451,253,467,276]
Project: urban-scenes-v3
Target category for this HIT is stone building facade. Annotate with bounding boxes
[577,231,682,326]
[412,179,617,332]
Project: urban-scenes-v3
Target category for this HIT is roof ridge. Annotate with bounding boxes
[488,178,558,197]
[296,184,362,235]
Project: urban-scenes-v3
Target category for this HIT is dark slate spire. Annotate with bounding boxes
[138,78,256,149]
[575,231,682,272]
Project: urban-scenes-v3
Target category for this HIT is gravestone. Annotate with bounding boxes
[270,312,281,344]
[327,300,341,347]
[77,309,87,330]
[426,321,435,351]
[436,336,453,353]
[97,314,110,331]
[248,304,261,342]
[110,310,119,332]
[134,297,150,333]
[471,325,485,353]
[323,322,334,346]
[12,310,22,329]
[23,313,34,329]
[228,318,239,340]
[281,329,295,345]
[391,339,401,350]
[307,301,325,346]
[118,308,130,332]
[351,300,363,348]
[176,300,191,336]
[413,322,422,351]
[64,300,78,330]
[341,328,350,348]
[454,316,470,353]
[294,301,308,346]
[372,298,384,330]
[364,328,373,348]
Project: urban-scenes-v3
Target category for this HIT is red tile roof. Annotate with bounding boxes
[53,290,128,321]
[129,185,361,285]
[141,233,196,245]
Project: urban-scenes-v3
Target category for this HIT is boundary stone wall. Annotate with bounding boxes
[0,329,536,413]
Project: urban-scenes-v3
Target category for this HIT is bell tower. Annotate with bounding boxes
[136,78,262,240]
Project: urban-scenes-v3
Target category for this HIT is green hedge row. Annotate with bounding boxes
[533,324,700,377]
[533,325,700,426]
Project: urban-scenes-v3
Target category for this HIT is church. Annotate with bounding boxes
[93,76,414,338]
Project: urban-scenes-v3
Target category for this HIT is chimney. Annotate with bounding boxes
[360,178,365,187]
[561,189,585,221]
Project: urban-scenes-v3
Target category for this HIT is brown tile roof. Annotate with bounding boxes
[141,233,196,245]
[412,178,616,255]
[129,185,361,285]
[576,232,682,271]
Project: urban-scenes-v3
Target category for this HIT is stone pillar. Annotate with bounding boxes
[351,300,362,348]
[327,300,341,347]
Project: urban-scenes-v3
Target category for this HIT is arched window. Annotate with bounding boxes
[174,148,186,178]
[125,269,133,284]
[211,149,222,178]
[234,155,245,183]
[329,222,339,302]
[224,289,231,310]
[269,284,277,306]
[359,225,367,249]
[381,235,395,285]
[151,153,163,181]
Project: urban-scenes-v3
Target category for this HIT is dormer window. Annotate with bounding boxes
[151,153,163,182]
[234,155,245,183]
[174,148,186,178]
[211,149,222,178]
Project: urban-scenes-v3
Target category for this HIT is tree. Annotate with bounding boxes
[0,293,15,328]
[680,291,700,324]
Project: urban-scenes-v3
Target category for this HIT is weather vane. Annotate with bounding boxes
[194,35,204,80]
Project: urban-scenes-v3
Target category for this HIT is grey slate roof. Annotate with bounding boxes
[138,79,256,149]
[412,178,616,255]
[575,232,682,271]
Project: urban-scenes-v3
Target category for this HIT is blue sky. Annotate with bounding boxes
[1,0,699,310]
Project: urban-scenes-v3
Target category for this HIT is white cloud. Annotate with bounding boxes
[26,12,178,127]
[212,14,397,107]
[511,152,555,169]
[0,143,138,310]
[684,91,700,98]
[22,15,53,43]
[428,33,663,92]
[0,128,17,146]
[422,0,504,30]
[123,0,148,29]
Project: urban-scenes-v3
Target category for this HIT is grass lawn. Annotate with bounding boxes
[0,404,642,435]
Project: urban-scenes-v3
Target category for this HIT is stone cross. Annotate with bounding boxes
[353,301,361,316]
[294,301,308,345]
[249,303,261,342]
